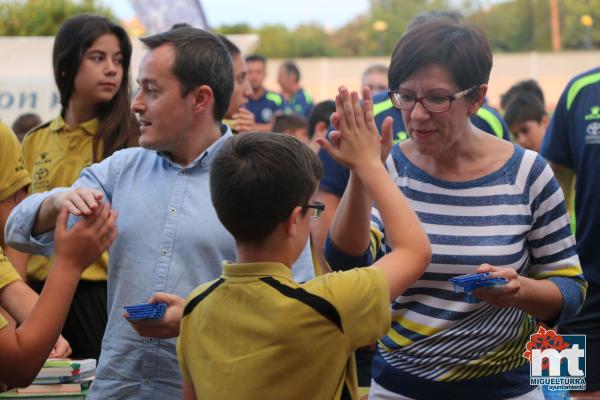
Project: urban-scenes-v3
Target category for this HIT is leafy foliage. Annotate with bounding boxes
[0,0,116,36]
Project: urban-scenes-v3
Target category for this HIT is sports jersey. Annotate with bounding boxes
[541,66,600,284]
[247,90,284,123]
[22,115,107,281]
[0,247,21,291]
[282,88,314,117]
[0,121,30,202]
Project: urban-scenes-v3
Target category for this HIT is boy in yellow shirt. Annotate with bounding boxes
[177,87,431,399]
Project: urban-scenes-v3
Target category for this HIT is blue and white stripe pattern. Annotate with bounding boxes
[368,144,586,383]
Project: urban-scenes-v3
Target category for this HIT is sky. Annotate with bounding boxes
[104,0,370,30]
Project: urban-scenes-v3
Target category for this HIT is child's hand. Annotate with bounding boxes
[54,204,118,272]
[52,188,104,216]
[49,335,72,358]
[318,86,392,170]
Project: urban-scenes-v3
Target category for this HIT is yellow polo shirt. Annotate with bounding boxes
[22,115,107,281]
[0,121,30,202]
[0,247,21,292]
[177,262,390,400]
[0,122,27,292]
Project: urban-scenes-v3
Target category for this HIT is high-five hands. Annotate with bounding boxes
[318,86,393,166]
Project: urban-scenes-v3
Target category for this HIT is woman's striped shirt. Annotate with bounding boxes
[325,144,586,399]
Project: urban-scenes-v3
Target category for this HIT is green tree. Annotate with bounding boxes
[215,23,253,34]
[561,0,600,49]
[0,0,116,36]
[367,0,452,55]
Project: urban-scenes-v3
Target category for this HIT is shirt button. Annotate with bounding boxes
[148,338,154,343]
[170,208,176,215]
[144,379,151,385]
[161,249,167,256]
[180,170,186,175]
[201,161,208,168]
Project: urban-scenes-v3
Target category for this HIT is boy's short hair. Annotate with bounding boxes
[504,93,546,126]
[272,114,308,134]
[210,133,322,245]
[500,79,545,110]
[308,100,335,139]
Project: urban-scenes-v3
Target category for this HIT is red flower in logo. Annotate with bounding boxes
[523,326,570,370]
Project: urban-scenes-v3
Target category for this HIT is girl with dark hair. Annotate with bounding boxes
[21,13,138,359]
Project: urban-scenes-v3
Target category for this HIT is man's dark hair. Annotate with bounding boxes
[210,133,322,245]
[281,60,300,82]
[504,93,546,126]
[246,54,266,64]
[217,34,240,57]
[501,79,545,110]
[272,114,308,134]
[308,100,335,139]
[140,27,233,121]
[171,22,192,29]
[389,20,492,98]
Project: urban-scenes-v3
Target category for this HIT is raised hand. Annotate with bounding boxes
[318,86,392,169]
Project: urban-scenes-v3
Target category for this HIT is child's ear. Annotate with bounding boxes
[541,114,549,129]
[283,206,303,237]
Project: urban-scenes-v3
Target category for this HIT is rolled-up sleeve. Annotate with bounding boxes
[5,187,67,257]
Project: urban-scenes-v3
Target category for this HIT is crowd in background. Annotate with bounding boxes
[0,9,598,400]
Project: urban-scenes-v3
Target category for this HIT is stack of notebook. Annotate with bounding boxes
[0,359,95,399]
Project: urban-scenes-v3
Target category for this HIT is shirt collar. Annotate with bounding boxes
[222,261,293,282]
[49,115,99,135]
[156,125,233,169]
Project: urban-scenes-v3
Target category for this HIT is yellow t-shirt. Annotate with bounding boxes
[177,262,390,400]
[0,313,7,330]
[22,115,107,281]
[0,247,21,291]
[0,121,30,202]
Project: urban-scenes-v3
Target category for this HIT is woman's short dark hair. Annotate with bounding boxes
[53,13,138,161]
[141,27,233,121]
[389,19,492,96]
[210,133,322,245]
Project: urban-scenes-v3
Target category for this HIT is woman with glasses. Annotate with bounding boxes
[324,19,586,400]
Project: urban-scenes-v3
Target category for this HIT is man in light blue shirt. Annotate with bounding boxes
[6,27,314,399]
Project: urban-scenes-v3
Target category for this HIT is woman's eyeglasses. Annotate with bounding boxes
[388,85,479,113]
